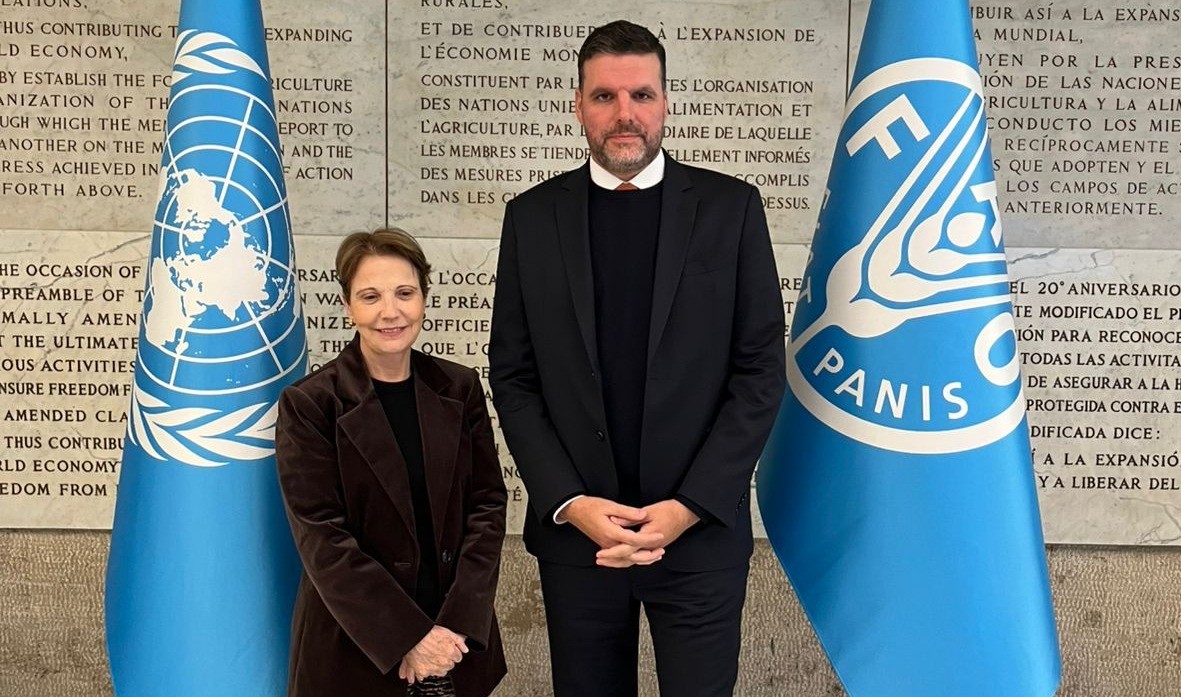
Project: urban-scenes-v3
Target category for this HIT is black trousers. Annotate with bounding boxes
[538,559,749,697]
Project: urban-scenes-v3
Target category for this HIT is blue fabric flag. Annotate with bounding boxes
[104,2,306,695]
[757,2,1061,695]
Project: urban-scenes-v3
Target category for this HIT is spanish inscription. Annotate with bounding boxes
[1010,248,1181,544]
[973,2,1181,249]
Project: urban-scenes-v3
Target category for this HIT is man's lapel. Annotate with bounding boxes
[555,164,600,372]
[649,157,698,365]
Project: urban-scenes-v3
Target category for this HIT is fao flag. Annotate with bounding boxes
[104,1,306,695]
[757,1,1061,695]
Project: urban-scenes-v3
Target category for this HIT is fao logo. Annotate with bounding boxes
[789,58,1025,454]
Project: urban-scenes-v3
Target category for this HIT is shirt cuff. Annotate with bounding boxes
[552,494,584,524]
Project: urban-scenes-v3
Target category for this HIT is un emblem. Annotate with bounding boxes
[789,58,1024,455]
[127,32,306,468]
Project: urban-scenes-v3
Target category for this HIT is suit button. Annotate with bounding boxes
[594,430,605,441]
[441,550,453,564]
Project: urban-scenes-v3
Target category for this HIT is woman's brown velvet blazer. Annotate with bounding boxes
[276,338,507,697]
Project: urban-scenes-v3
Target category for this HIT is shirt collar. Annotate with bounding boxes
[588,150,665,190]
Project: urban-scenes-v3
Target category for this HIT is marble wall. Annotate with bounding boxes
[3,0,1181,542]
[4,1,1181,694]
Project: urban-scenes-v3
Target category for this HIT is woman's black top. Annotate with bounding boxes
[373,374,441,618]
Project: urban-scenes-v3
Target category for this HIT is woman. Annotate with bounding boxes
[276,228,507,697]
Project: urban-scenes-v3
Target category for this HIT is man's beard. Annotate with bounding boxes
[589,125,661,177]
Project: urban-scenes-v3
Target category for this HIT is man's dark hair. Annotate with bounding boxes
[577,20,666,88]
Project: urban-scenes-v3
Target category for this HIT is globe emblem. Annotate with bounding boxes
[126,42,308,469]
[139,83,305,398]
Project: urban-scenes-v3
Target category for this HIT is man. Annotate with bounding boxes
[489,20,785,697]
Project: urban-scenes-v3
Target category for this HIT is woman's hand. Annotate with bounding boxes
[397,625,469,684]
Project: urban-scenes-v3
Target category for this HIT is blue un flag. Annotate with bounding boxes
[104,1,306,694]
[757,1,1061,695]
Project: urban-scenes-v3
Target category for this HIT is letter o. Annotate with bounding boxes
[974,312,1020,386]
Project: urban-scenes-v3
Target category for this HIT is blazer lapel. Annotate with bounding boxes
[649,157,698,365]
[555,165,600,372]
[412,353,462,549]
[338,391,417,537]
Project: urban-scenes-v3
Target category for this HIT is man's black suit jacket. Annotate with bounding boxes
[489,156,786,572]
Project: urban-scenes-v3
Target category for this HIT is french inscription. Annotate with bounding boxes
[393,3,839,242]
